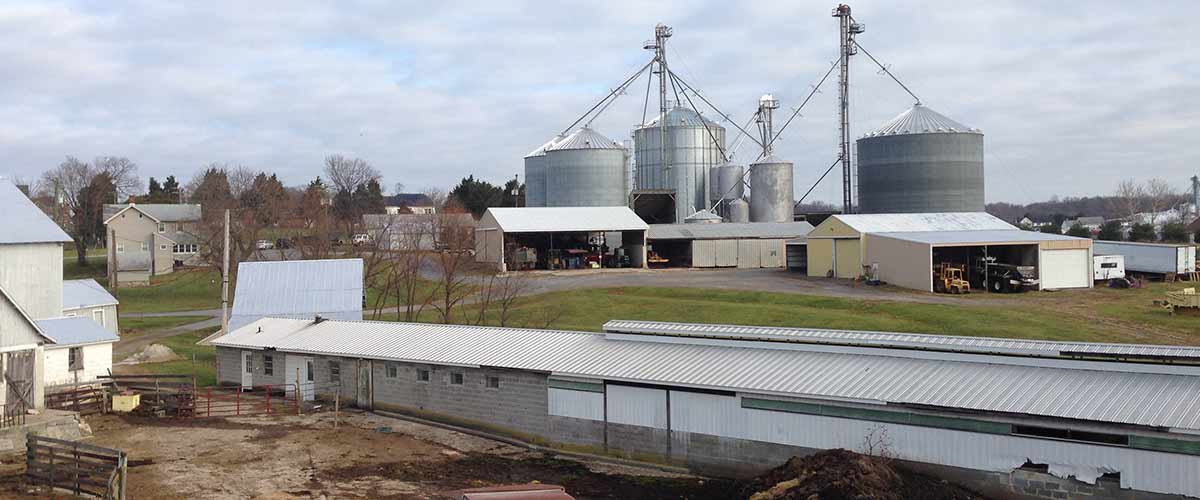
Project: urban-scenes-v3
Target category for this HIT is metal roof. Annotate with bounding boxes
[481,207,648,233]
[229,259,363,332]
[869,229,1088,246]
[602,320,1200,362]
[1094,240,1195,250]
[62,279,118,310]
[103,203,202,223]
[648,221,814,240]
[114,252,152,271]
[36,316,119,347]
[823,212,1014,234]
[214,318,1200,431]
[546,128,625,151]
[0,180,72,244]
[639,106,722,128]
[524,135,565,158]
[863,103,981,138]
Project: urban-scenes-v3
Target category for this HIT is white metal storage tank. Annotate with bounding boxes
[634,106,726,222]
[749,156,794,222]
[857,104,984,213]
[523,136,561,207]
[545,128,629,207]
[727,198,750,223]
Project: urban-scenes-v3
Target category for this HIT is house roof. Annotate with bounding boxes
[62,279,118,310]
[228,259,364,333]
[103,203,201,224]
[481,207,648,233]
[821,212,1014,234]
[869,229,1089,246]
[1065,217,1105,226]
[363,213,474,230]
[213,317,1200,432]
[384,193,435,207]
[647,222,814,241]
[0,180,72,244]
[36,316,119,347]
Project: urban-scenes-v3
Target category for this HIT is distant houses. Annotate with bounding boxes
[384,193,437,215]
[103,203,202,284]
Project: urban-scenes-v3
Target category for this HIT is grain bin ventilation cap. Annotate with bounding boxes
[863,103,981,138]
[546,127,625,151]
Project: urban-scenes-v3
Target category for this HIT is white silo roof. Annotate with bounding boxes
[524,135,564,158]
[863,103,981,137]
[640,106,722,128]
[546,127,625,151]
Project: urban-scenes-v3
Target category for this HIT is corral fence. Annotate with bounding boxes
[100,374,194,417]
[1,402,26,429]
[192,381,342,418]
[26,434,127,500]
[45,384,109,416]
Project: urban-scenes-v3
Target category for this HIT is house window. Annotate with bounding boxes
[92,309,104,326]
[486,376,500,389]
[386,364,398,378]
[329,361,340,381]
[116,243,124,253]
[158,222,166,233]
[417,369,430,382]
[140,242,148,252]
[450,372,464,385]
[160,244,168,251]
[306,360,313,382]
[172,244,198,254]
[68,347,83,371]
[177,223,183,231]
[245,357,253,373]
[263,355,273,376]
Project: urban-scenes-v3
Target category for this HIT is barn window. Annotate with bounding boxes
[450,373,464,385]
[329,361,340,381]
[417,369,430,382]
[305,360,313,382]
[92,309,104,325]
[263,355,273,376]
[68,347,83,371]
[386,364,398,378]
[486,376,500,389]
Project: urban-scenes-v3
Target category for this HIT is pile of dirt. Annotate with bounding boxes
[121,344,182,364]
[742,449,989,500]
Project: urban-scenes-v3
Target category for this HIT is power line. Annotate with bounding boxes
[669,73,764,150]
[767,58,841,154]
[853,40,921,104]
[559,59,654,137]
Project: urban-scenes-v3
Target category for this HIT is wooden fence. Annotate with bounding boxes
[1,402,25,429]
[45,386,109,416]
[26,434,127,499]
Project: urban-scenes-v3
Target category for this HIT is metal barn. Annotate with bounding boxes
[646,222,813,268]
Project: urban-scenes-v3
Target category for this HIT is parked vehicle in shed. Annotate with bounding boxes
[973,257,1037,292]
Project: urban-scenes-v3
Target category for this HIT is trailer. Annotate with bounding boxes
[1093,241,1196,277]
[1093,254,1125,281]
[1164,288,1200,315]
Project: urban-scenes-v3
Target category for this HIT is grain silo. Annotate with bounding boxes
[749,156,794,222]
[545,128,629,207]
[634,106,726,222]
[523,136,561,207]
[856,104,984,213]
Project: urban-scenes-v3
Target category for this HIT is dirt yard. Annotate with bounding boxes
[0,410,737,499]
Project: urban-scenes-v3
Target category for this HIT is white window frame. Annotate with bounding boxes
[140,242,148,252]
[160,244,168,251]
[92,308,104,326]
[158,222,166,233]
[68,347,83,371]
[116,243,124,253]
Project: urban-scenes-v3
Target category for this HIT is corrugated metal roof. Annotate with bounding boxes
[648,222,814,240]
[639,106,721,128]
[62,279,118,310]
[0,180,72,244]
[524,135,565,158]
[103,203,202,223]
[602,320,1200,361]
[229,259,363,332]
[546,128,625,151]
[36,316,119,347]
[864,103,981,137]
[825,212,1014,234]
[214,318,1200,431]
[870,229,1088,245]
[482,207,648,233]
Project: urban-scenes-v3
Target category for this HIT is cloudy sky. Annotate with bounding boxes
[1,1,1196,204]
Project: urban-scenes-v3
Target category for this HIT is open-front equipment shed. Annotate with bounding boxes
[475,207,648,272]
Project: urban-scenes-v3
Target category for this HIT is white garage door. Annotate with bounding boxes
[1041,249,1090,289]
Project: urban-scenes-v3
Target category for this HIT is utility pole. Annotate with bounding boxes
[833,4,864,214]
[220,209,230,337]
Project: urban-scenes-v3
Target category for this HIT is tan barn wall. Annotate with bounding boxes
[807,239,834,277]
[865,234,933,292]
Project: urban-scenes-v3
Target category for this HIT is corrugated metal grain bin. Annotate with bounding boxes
[1093,241,1196,275]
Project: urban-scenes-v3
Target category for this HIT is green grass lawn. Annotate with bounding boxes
[120,316,212,339]
[113,268,223,313]
[63,253,108,281]
[419,286,1200,345]
[116,327,219,387]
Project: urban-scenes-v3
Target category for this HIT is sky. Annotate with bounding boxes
[1,1,1197,205]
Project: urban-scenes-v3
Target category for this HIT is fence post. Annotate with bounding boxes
[295,381,301,416]
[72,441,80,496]
[236,388,241,416]
[266,385,271,415]
[206,387,212,417]
[334,390,339,429]
[119,452,128,500]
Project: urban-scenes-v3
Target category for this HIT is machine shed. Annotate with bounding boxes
[865,230,1093,292]
[646,222,813,269]
[475,207,648,272]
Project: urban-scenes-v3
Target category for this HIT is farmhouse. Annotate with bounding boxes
[103,203,202,284]
[214,317,1200,499]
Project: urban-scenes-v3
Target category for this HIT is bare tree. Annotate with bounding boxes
[428,212,477,324]
[39,156,139,265]
[472,271,529,327]
[1145,178,1178,216]
[227,165,256,198]
[93,156,141,202]
[324,154,381,194]
[1111,179,1146,221]
[423,187,448,210]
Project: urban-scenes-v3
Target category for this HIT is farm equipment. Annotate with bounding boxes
[933,263,971,294]
[973,256,1038,293]
[1162,288,1199,315]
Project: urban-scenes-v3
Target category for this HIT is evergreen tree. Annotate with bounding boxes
[162,175,181,202]
[1097,220,1123,241]
[146,177,163,202]
[1039,223,1061,235]
[448,175,503,217]
[1065,223,1091,238]
[1160,220,1189,243]
[1128,222,1156,242]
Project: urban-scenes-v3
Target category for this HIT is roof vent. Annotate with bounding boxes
[313,315,326,324]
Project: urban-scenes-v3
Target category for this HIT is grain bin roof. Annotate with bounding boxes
[0,180,72,244]
[863,103,980,137]
[481,207,647,233]
[825,212,1014,234]
[229,259,363,332]
[640,106,721,128]
[215,317,1200,431]
[524,135,564,158]
[546,128,624,151]
[647,221,814,240]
